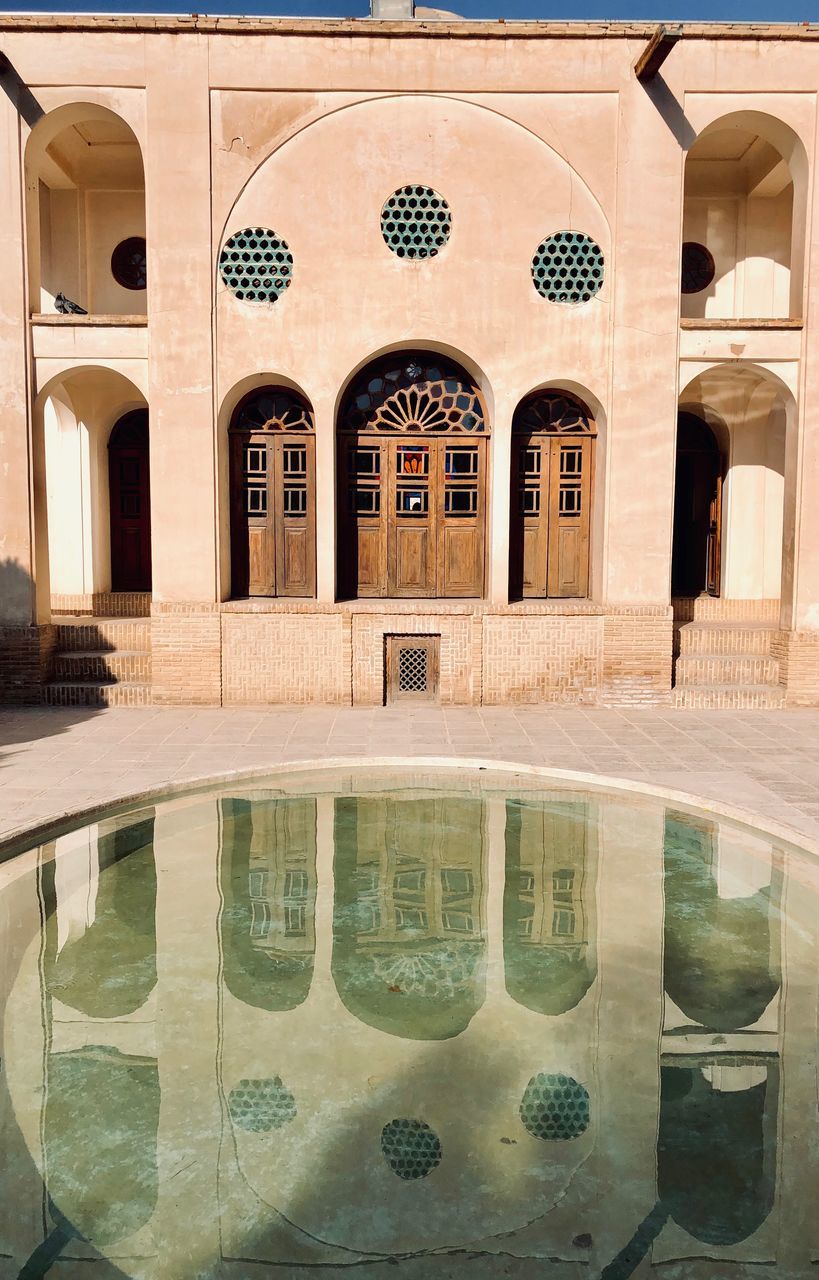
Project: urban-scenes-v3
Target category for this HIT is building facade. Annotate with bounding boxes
[2,14,819,708]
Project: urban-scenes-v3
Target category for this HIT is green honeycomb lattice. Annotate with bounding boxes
[519,1072,590,1140]
[381,186,452,260]
[531,231,604,305]
[219,227,293,303]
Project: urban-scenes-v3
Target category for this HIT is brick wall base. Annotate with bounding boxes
[50,591,151,618]
[151,604,221,706]
[0,602,681,708]
[772,630,819,706]
[0,624,55,704]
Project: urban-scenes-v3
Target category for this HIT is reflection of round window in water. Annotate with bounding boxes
[111,236,147,291]
[381,1118,443,1179]
[228,1076,297,1132]
[219,227,293,303]
[681,241,716,294]
[531,231,604,304]
[519,1072,590,1140]
[381,186,452,260]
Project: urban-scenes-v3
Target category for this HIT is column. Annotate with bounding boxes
[145,36,221,703]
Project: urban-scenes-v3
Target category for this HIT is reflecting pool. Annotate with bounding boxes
[1,769,817,1279]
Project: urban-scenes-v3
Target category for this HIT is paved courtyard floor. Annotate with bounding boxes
[2,704,819,846]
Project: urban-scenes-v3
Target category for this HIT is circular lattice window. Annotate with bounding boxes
[381,186,452,260]
[381,1118,442,1180]
[111,237,146,291]
[219,227,293,303]
[681,242,716,295]
[228,1077,297,1132]
[519,1072,590,1140]
[532,232,604,305]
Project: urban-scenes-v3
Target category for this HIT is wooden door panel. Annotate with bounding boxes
[275,436,315,597]
[353,526,386,595]
[394,526,434,595]
[440,525,481,596]
[521,525,546,594]
[248,526,275,596]
[547,438,592,599]
[282,526,309,593]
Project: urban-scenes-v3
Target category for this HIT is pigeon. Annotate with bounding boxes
[54,292,87,315]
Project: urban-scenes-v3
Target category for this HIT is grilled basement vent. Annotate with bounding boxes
[386,635,440,703]
[531,231,604,305]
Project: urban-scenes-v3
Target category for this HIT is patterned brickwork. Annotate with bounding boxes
[672,685,785,709]
[43,681,152,707]
[222,611,350,704]
[0,625,55,704]
[151,604,221,706]
[772,630,819,707]
[352,612,476,705]
[50,592,151,618]
[675,655,779,686]
[601,612,673,705]
[482,614,601,705]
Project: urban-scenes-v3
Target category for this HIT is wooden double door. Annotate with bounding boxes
[230,431,315,597]
[341,435,486,598]
[510,434,593,599]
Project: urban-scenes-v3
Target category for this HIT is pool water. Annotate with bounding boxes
[0,769,817,1279]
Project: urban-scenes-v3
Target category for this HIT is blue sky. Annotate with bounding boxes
[3,0,816,23]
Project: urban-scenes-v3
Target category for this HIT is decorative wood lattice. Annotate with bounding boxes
[232,389,314,434]
[381,185,452,260]
[513,391,596,436]
[220,227,293,303]
[681,241,716,295]
[340,355,485,434]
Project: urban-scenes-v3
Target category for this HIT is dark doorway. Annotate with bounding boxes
[671,412,722,598]
[109,409,151,592]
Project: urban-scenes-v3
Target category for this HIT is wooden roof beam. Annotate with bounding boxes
[634,24,682,82]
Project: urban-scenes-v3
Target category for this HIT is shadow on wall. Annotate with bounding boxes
[0,557,103,762]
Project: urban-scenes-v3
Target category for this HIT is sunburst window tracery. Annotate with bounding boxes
[340,356,485,434]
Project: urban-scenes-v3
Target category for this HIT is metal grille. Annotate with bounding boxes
[681,241,715,294]
[531,231,604,305]
[381,185,452,260]
[219,227,293,303]
[398,646,428,693]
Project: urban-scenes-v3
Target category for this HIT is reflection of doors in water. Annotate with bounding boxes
[672,413,722,597]
[109,409,151,592]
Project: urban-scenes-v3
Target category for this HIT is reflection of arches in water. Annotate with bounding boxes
[658,1061,777,1245]
[44,1045,159,1245]
[44,814,157,1018]
[332,795,486,1039]
[219,797,317,1011]
[663,813,781,1031]
[504,800,597,1015]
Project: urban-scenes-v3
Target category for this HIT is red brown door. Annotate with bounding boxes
[109,410,151,592]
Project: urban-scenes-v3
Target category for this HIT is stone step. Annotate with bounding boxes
[676,622,777,657]
[672,683,785,710]
[43,681,152,708]
[672,597,780,624]
[675,654,779,687]
[54,617,151,653]
[53,650,152,683]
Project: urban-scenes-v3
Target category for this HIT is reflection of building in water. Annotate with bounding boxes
[652,812,785,1267]
[504,799,597,1014]
[333,795,486,1038]
[220,797,317,1011]
[663,811,782,1032]
[43,812,157,1018]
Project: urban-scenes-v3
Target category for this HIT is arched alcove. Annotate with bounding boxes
[36,366,149,608]
[336,350,490,600]
[676,365,792,604]
[682,112,808,321]
[26,103,146,316]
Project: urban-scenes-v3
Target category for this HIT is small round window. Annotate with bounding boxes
[219,227,293,303]
[111,237,146,291]
[531,231,604,305]
[681,242,715,295]
[381,185,452,260]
